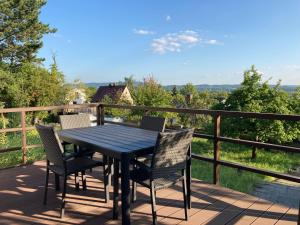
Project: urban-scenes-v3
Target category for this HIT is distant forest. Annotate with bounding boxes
[86,83,299,93]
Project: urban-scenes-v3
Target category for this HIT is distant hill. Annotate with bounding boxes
[86,83,299,93]
[165,84,299,93]
[164,84,240,92]
[86,82,111,88]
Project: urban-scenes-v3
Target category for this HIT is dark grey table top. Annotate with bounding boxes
[58,124,158,158]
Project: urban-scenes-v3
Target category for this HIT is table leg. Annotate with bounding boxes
[121,154,131,225]
[113,158,120,219]
[103,155,110,203]
[187,144,192,209]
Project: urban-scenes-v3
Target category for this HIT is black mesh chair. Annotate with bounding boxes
[59,114,95,158]
[137,116,166,162]
[130,128,194,225]
[36,124,104,218]
[60,114,112,203]
[140,115,166,132]
[131,116,166,201]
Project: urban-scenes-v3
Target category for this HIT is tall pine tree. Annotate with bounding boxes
[0,0,56,68]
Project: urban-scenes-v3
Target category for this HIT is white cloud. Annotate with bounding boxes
[166,15,171,21]
[133,29,155,35]
[151,30,220,54]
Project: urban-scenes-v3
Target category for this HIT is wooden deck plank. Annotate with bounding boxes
[251,203,289,225]
[275,208,299,225]
[226,198,274,225]
[0,160,298,225]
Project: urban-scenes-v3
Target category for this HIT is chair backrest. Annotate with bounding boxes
[151,128,194,178]
[59,114,91,130]
[36,124,64,166]
[140,116,166,132]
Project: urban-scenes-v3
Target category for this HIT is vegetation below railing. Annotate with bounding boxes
[192,138,300,193]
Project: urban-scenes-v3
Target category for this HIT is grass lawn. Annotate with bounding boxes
[1,133,299,195]
[192,138,300,193]
[0,130,45,169]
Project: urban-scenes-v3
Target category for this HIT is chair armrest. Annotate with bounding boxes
[131,158,151,172]
[63,152,79,161]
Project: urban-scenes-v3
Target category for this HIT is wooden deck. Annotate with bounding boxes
[0,160,298,225]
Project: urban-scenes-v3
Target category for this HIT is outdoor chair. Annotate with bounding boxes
[131,116,166,201]
[137,115,166,162]
[36,124,105,218]
[59,114,95,158]
[130,128,194,225]
[140,115,166,132]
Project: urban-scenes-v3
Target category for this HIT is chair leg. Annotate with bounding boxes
[43,167,49,205]
[75,172,80,191]
[61,175,67,218]
[131,160,137,203]
[131,180,137,203]
[55,174,60,191]
[150,182,157,225]
[182,170,188,221]
[89,155,93,172]
[82,171,87,191]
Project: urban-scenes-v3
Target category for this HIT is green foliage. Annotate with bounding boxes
[0,60,65,125]
[290,87,300,114]
[0,0,56,67]
[134,76,172,107]
[0,102,8,145]
[9,62,65,107]
[214,65,299,143]
[173,83,224,128]
[192,138,300,193]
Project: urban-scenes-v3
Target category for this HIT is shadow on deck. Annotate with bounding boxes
[0,160,298,225]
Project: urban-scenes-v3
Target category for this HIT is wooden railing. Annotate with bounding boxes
[0,103,98,164]
[97,103,300,185]
[0,103,300,185]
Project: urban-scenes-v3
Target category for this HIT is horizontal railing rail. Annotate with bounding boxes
[98,103,300,185]
[0,103,98,163]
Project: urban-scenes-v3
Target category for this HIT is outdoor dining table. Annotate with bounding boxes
[58,124,192,225]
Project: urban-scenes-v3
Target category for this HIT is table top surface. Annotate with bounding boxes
[58,124,158,158]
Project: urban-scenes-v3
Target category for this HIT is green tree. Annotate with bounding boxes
[134,76,172,107]
[0,0,56,67]
[214,65,299,144]
[290,87,300,114]
[171,85,178,96]
[132,76,173,120]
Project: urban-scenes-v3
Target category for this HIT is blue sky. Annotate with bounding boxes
[39,0,300,85]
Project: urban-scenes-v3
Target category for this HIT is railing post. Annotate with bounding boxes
[97,104,105,125]
[144,109,150,116]
[21,111,27,164]
[96,105,100,125]
[213,114,221,185]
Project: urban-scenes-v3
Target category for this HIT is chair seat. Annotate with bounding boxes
[130,167,183,190]
[49,158,103,176]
